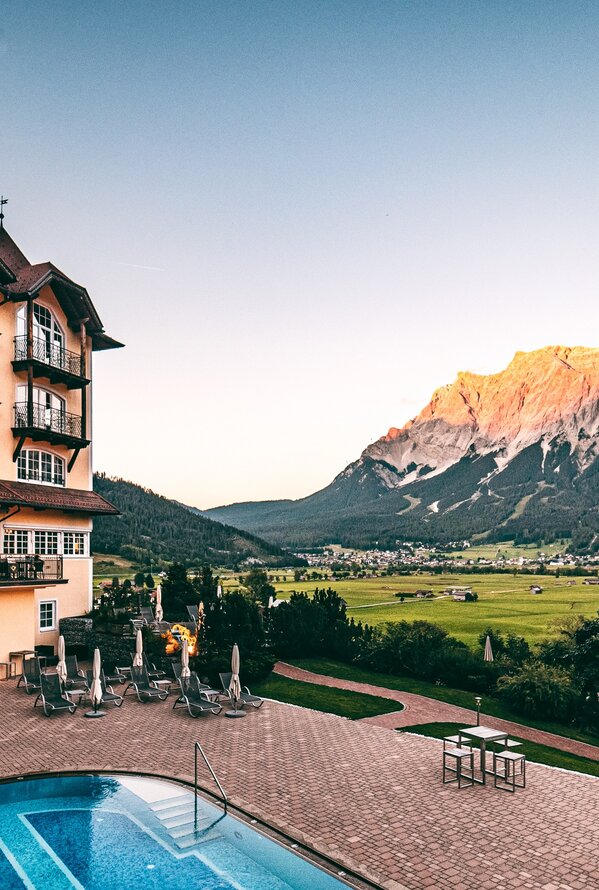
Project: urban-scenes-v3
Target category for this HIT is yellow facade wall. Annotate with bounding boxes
[0,587,36,665]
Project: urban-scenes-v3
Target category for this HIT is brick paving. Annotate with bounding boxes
[1,678,599,890]
[275,662,599,762]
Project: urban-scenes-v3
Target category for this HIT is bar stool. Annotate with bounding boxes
[443,734,472,752]
[0,661,16,681]
[493,750,526,792]
[443,747,475,788]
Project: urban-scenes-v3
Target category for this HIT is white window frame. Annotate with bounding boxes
[39,599,57,633]
[63,532,88,557]
[1,528,90,557]
[17,448,66,487]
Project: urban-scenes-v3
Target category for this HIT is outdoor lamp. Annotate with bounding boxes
[475,696,482,726]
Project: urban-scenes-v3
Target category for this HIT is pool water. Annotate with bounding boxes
[0,775,350,890]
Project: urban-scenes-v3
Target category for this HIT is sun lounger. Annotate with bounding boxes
[85,670,124,708]
[129,652,166,681]
[139,606,155,625]
[34,673,78,717]
[173,673,222,718]
[186,604,199,626]
[123,665,169,702]
[65,655,88,690]
[17,656,42,695]
[219,672,263,709]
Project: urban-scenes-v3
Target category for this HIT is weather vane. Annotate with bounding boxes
[0,195,7,230]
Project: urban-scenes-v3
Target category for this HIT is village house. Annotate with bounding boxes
[0,224,121,673]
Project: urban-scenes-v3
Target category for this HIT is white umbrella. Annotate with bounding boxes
[226,643,245,718]
[155,584,163,622]
[267,595,274,609]
[133,628,144,667]
[56,634,67,687]
[90,648,103,709]
[217,584,223,599]
[181,639,191,679]
[484,635,494,663]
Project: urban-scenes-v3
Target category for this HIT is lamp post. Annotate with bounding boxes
[475,696,482,726]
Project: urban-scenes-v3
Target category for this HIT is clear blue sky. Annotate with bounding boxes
[2,1,599,506]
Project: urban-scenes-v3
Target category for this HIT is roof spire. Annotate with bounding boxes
[0,195,7,229]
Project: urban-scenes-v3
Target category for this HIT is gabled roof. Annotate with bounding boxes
[0,480,120,515]
[0,228,124,351]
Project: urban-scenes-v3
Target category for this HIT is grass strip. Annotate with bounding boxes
[399,721,599,779]
[288,657,599,748]
[252,673,403,720]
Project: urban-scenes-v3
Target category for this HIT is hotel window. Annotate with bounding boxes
[63,532,87,556]
[3,529,29,555]
[34,531,59,556]
[39,600,56,632]
[17,449,65,486]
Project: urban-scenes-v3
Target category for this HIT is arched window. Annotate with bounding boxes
[16,303,64,363]
[17,449,65,486]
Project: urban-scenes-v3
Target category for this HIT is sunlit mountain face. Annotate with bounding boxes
[204,347,599,550]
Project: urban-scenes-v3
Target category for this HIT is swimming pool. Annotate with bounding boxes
[0,774,353,890]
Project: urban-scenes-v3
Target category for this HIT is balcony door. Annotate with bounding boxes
[17,304,65,367]
[17,385,65,432]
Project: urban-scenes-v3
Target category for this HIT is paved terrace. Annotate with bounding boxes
[1,679,598,890]
[275,662,599,761]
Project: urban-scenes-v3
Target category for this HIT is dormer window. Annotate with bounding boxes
[17,449,65,487]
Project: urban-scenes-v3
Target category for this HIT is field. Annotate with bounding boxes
[265,573,599,647]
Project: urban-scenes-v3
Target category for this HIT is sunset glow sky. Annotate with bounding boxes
[3,1,599,507]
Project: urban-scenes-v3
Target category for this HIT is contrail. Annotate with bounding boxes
[117,262,166,272]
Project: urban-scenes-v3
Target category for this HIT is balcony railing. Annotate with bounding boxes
[14,402,83,440]
[14,335,85,379]
[0,555,63,583]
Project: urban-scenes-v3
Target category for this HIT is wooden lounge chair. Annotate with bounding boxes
[17,656,42,695]
[65,655,88,690]
[123,665,169,702]
[173,673,222,718]
[34,673,77,717]
[219,672,263,709]
[85,670,124,708]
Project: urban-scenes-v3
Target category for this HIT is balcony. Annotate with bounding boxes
[12,402,89,449]
[0,556,65,586]
[12,336,89,390]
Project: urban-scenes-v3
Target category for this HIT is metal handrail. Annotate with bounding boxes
[194,740,228,829]
[13,402,83,439]
[14,335,84,378]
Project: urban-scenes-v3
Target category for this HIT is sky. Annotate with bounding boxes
[2,1,599,508]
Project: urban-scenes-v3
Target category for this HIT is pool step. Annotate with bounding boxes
[150,796,192,814]
[174,827,223,850]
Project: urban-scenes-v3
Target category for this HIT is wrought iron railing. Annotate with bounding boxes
[0,556,63,582]
[14,335,84,378]
[13,402,83,439]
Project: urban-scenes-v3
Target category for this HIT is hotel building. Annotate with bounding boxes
[0,224,121,669]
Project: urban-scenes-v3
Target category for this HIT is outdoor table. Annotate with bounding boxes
[9,650,35,673]
[458,726,508,784]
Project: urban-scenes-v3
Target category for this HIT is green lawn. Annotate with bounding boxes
[287,658,599,748]
[251,674,403,720]
[268,573,599,646]
[401,721,599,779]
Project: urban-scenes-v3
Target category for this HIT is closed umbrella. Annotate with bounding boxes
[84,647,106,718]
[267,595,274,609]
[133,628,144,667]
[56,634,67,688]
[217,584,223,599]
[155,584,163,623]
[181,639,191,679]
[484,635,494,663]
[226,643,245,718]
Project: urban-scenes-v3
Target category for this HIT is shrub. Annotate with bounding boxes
[497,663,578,720]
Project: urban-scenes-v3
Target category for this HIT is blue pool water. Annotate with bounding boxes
[0,775,350,890]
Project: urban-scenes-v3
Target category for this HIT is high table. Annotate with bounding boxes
[458,725,508,784]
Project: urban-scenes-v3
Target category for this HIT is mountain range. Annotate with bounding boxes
[91,475,303,567]
[203,346,599,551]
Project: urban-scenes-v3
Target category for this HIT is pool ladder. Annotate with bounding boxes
[194,740,228,829]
